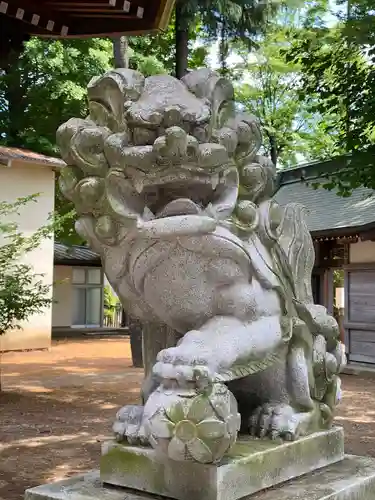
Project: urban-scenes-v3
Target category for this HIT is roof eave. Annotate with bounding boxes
[155,0,175,31]
[0,156,65,171]
[54,258,101,267]
[311,221,375,240]
[1,0,176,38]
[276,155,352,187]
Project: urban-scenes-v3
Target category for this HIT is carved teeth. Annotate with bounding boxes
[134,179,144,193]
[211,174,220,190]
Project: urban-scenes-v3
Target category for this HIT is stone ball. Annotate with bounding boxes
[143,383,241,464]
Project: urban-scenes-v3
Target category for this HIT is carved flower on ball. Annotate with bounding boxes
[147,384,240,464]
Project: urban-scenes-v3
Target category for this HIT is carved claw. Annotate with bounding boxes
[153,362,213,392]
[153,344,215,391]
[113,404,149,446]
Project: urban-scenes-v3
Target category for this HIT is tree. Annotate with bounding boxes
[232,5,338,167]
[0,36,175,156]
[113,36,129,69]
[285,0,375,191]
[103,285,121,327]
[0,37,114,154]
[0,196,61,390]
[0,36,174,244]
[174,0,280,79]
[124,17,208,78]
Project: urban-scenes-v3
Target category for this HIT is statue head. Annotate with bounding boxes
[57,68,276,245]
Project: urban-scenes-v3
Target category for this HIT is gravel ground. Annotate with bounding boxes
[1,338,374,500]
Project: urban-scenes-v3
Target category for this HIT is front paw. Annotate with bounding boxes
[113,405,148,446]
[152,344,215,390]
[249,404,299,441]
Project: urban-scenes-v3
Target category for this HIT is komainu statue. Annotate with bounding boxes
[57,68,345,464]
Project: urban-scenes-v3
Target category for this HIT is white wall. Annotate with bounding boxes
[52,265,73,327]
[350,240,375,264]
[0,161,55,351]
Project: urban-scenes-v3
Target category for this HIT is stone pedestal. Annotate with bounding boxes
[100,427,344,500]
[25,456,375,500]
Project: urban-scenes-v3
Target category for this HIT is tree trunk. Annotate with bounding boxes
[112,36,129,69]
[175,1,189,79]
[219,21,229,76]
[269,135,278,166]
[3,41,25,147]
[128,316,143,368]
[0,17,28,70]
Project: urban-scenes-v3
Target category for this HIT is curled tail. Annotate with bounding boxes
[276,202,315,304]
[275,201,345,416]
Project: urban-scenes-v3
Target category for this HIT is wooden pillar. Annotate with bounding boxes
[142,322,179,377]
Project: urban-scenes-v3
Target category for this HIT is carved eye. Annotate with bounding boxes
[132,127,157,146]
[192,124,209,143]
[236,200,257,225]
[180,121,191,134]
[217,102,234,128]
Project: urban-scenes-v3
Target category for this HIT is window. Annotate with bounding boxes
[72,267,103,327]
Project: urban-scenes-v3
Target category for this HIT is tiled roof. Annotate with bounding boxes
[274,158,375,235]
[0,146,65,169]
[54,243,101,265]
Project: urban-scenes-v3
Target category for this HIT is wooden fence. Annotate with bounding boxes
[103,303,123,329]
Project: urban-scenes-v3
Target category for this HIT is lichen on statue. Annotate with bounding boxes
[56,67,346,464]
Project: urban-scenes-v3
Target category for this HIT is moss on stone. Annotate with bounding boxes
[226,436,283,459]
[101,445,165,492]
[100,429,344,500]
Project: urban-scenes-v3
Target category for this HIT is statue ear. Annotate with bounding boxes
[182,68,235,137]
[87,69,145,133]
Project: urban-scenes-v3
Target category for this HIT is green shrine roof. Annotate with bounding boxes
[54,243,100,266]
[273,157,375,237]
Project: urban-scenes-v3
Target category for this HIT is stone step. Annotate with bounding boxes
[100,427,344,500]
[25,455,375,500]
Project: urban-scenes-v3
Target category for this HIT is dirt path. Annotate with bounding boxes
[1,339,375,500]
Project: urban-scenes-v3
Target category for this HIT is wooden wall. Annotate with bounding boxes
[311,238,375,364]
[344,264,375,364]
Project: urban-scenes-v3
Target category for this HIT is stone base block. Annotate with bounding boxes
[100,427,344,500]
[25,456,375,500]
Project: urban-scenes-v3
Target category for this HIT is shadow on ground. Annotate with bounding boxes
[1,339,375,500]
[0,339,143,500]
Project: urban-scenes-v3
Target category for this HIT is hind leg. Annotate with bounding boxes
[249,323,320,440]
[231,340,320,440]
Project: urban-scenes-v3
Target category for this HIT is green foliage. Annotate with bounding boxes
[103,285,120,326]
[0,36,174,155]
[232,3,338,167]
[54,190,84,246]
[285,0,375,190]
[198,0,278,44]
[174,0,281,77]
[1,38,113,155]
[0,195,64,336]
[129,15,208,74]
[0,35,174,244]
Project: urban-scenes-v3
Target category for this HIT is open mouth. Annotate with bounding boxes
[105,164,237,224]
[140,175,223,217]
[124,160,231,192]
